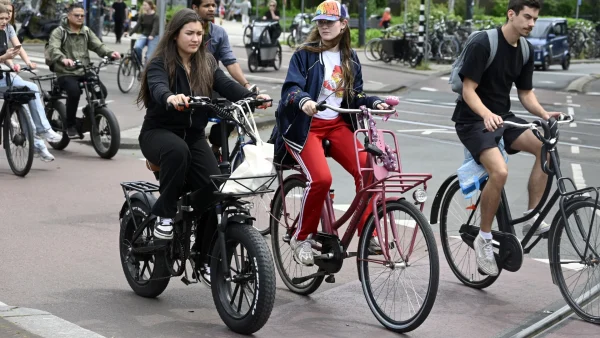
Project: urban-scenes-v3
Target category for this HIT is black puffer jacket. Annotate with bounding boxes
[140,56,254,138]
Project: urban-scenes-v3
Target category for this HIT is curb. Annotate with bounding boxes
[0,305,105,338]
[565,73,600,93]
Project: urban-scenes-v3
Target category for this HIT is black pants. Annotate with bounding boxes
[57,75,108,128]
[139,129,220,218]
[208,122,236,148]
[114,20,124,42]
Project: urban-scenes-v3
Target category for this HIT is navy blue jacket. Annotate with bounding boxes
[272,44,383,159]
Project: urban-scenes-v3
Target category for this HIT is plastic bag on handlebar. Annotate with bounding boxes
[220,101,274,194]
[456,138,508,198]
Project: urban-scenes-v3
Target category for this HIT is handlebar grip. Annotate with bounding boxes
[316,101,326,111]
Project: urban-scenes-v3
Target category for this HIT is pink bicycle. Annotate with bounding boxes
[269,98,439,332]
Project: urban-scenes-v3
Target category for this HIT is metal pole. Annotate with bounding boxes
[301,0,304,15]
[466,0,473,21]
[425,0,431,63]
[418,0,425,55]
[359,0,366,47]
[256,0,259,19]
[576,0,581,20]
[159,0,166,36]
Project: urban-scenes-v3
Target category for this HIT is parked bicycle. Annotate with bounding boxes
[0,66,35,177]
[118,95,277,335]
[269,97,439,332]
[31,57,121,159]
[431,115,600,324]
[118,39,143,93]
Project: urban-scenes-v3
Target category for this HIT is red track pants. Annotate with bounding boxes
[286,116,373,241]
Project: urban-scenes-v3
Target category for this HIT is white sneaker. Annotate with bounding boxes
[154,217,173,240]
[474,234,499,276]
[522,211,551,236]
[34,145,55,162]
[38,129,62,143]
[290,235,315,266]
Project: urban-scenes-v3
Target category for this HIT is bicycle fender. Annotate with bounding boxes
[546,195,594,285]
[119,191,157,221]
[228,214,255,225]
[429,174,458,225]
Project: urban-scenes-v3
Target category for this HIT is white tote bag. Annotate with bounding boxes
[220,102,275,194]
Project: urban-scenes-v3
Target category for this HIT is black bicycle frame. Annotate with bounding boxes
[494,123,600,258]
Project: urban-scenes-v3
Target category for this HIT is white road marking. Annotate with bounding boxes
[553,102,581,107]
[533,258,585,271]
[397,128,455,135]
[571,146,580,154]
[77,100,113,111]
[571,164,587,192]
[405,98,433,103]
[440,76,449,81]
[587,92,600,96]
[538,80,555,84]
[571,137,579,141]
[420,87,438,92]
[368,80,384,85]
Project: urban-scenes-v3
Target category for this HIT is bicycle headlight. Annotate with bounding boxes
[412,188,427,204]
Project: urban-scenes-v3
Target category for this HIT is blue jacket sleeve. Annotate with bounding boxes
[279,50,312,116]
[351,51,383,109]
[218,33,237,67]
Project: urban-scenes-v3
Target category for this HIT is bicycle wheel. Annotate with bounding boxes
[364,38,382,62]
[3,105,34,177]
[119,198,171,298]
[270,176,325,295]
[358,199,439,333]
[549,198,600,324]
[117,56,137,94]
[243,26,252,45]
[90,107,120,159]
[211,223,276,334]
[46,100,70,150]
[438,38,460,61]
[439,180,502,289]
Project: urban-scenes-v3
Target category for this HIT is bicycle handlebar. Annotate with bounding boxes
[481,114,573,133]
[316,96,399,115]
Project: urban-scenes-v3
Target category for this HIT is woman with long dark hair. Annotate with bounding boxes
[137,8,271,240]
[274,0,390,266]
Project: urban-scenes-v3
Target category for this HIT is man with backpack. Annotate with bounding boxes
[450,0,562,276]
[46,4,120,139]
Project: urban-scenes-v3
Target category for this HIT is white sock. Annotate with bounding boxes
[479,230,493,240]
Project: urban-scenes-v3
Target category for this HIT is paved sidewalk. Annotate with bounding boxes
[0,305,104,338]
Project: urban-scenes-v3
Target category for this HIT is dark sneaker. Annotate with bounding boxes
[66,126,79,139]
[154,219,173,240]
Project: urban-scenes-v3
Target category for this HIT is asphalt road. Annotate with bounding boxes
[0,45,599,337]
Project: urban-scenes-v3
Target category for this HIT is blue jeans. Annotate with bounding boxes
[0,74,50,150]
[133,35,159,65]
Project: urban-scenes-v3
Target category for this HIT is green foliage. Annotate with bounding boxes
[492,0,509,17]
[166,5,186,23]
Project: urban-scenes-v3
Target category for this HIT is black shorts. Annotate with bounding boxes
[455,115,528,164]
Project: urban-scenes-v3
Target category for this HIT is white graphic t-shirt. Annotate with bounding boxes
[315,50,343,120]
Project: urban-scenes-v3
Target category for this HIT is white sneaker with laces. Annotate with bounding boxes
[290,235,315,266]
[34,146,55,162]
[522,211,550,236]
[154,217,174,240]
[38,129,62,143]
[474,234,499,276]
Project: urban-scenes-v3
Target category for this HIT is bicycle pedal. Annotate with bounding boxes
[181,276,197,285]
[325,275,335,283]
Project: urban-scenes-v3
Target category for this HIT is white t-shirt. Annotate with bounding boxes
[315,50,343,120]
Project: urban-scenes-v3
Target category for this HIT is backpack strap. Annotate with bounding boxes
[519,36,530,65]
[484,28,498,70]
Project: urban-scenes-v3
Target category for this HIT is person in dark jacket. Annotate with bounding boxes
[273,0,390,266]
[124,0,159,65]
[136,8,271,240]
